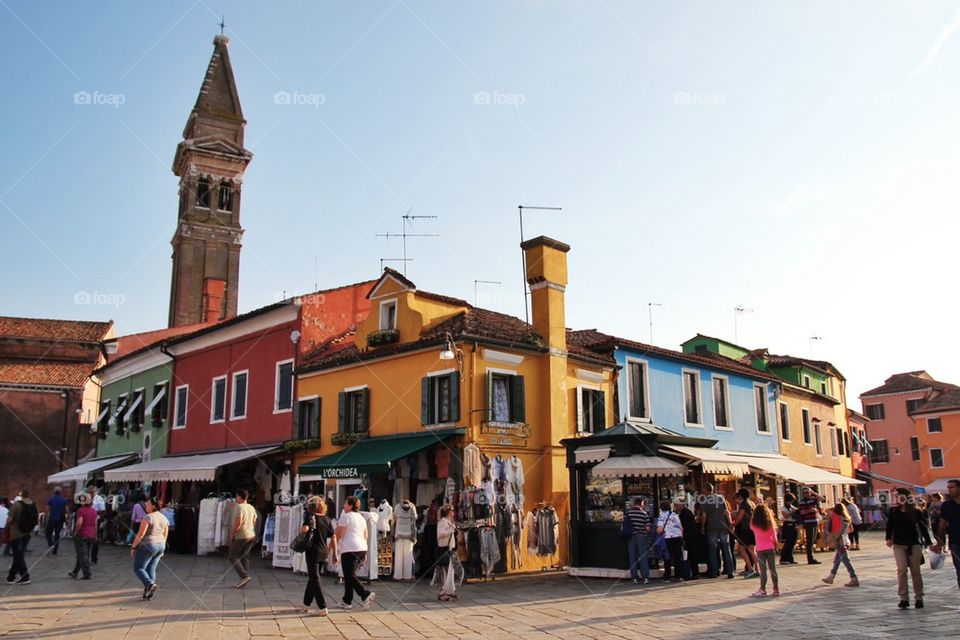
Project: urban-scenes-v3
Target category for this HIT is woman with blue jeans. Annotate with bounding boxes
[130,497,168,600]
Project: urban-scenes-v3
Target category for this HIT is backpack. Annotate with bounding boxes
[18,502,38,533]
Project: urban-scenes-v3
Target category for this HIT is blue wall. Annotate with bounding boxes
[614,347,780,454]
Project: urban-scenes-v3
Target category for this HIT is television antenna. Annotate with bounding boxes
[809,335,822,357]
[379,258,413,272]
[733,304,753,344]
[648,302,662,344]
[376,208,438,275]
[473,279,501,307]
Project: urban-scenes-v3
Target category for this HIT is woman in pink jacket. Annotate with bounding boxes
[750,503,780,597]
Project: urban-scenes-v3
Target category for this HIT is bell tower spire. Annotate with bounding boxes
[168,34,252,328]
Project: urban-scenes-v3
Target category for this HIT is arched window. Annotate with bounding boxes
[196,180,211,208]
[218,183,233,211]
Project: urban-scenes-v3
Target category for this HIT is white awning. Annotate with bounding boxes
[47,454,139,485]
[95,406,109,425]
[660,444,750,476]
[574,445,611,464]
[124,393,143,422]
[144,386,166,415]
[925,479,952,494]
[728,453,864,486]
[109,398,128,427]
[102,446,280,483]
[592,454,688,478]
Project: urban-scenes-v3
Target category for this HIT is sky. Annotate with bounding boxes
[1,1,958,402]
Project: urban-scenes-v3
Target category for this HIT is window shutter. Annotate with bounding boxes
[337,392,346,434]
[360,388,370,432]
[595,391,606,431]
[511,375,525,423]
[576,387,585,433]
[421,377,431,425]
[486,370,494,422]
[449,373,461,422]
[293,399,302,439]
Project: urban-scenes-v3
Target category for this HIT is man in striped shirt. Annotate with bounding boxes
[797,487,823,564]
[626,498,652,584]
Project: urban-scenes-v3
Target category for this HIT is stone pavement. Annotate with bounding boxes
[1,531,958,639]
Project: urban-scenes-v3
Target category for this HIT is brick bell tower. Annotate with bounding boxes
[168,34,252,327]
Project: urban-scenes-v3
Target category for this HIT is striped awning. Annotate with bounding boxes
[591,454,688,478]
[660,444,750,476]
[574,445,611,464]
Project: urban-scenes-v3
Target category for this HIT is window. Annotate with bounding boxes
[275,360,294,412]
[149,383,167,428]
[820,381,827,395]
[96,400,111,435]
[627,360,649,420]
[487,372,526,424]
[422,372,461,425]
[801,409,812,444]
[113,394,128,434]
[174,385,188,428]
[802,375,811,389]
[712,376,730,428]
[779,402,790,440]
[379,300,397,331]
[196,180,211,208]
[814,424,823,455]
[126,388,146,431]
[218,184,233,211]
[338,387,369,434]
[754,384,769,433]
[906,398,923,414]
[910,437,920,461]
[578,388,606,434]
[843,432,851,458]
[865,403,885,420]
[682,370,702,425]
[829,427,837,456]
[928,417,942,433]
[211,376,227,423]
[930,448,945,468]
[869,439,889,463]
[296,397,321,440]
[231,371,248,419]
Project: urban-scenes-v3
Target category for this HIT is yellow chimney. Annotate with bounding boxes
[521,236,569,352]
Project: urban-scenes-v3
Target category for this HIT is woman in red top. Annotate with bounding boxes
[69,494,97,580]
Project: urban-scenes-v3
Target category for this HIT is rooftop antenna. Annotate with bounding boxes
[648,302,662,344]
[313,256,318,291]
[733,304,753,344]
[518,205,562,324]
[473,279,501,307]
[219,16,226,35]
[379,258,413,273]
[376,207,438,275]
[809,335,822,357]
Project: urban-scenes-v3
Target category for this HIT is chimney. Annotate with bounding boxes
[521,236,569,352]
[203,278,226,324]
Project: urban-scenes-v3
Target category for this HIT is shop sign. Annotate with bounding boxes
[321,467,360,479]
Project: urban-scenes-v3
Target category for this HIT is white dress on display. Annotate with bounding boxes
[376,500,393,534]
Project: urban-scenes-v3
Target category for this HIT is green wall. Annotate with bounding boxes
[96,362,173,460]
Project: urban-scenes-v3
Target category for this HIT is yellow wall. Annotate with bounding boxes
[778,384,853,477]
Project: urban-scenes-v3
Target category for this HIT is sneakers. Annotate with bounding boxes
[643,578,650,584]
[751,589,767,597]
[771,588,781,597]
[16,577,30,585]
[808,559,822,565]
[68,572,78,579]
[844,578,859,587]
[146,584,158,600]
[898,600,910,609]
[313,608,329,617]
[335,602,353,610]
[5,578,15,585]
[744,571,760,579]
[821,573,835,585]
[361,592,376,610]
[235,577,252,589]
[632,578,639,585]
[915,599,924,609]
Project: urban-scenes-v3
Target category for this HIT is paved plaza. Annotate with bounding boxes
[2,532,958,639]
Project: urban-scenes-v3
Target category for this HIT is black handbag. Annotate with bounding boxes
[290,515,314,553]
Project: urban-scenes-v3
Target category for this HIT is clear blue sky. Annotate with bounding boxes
[2,1,958,401]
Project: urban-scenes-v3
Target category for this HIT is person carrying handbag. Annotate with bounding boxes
[434,505,462,601]
[821,502,859,588]
[885,488,931,609]
[656,500,685,581]
[298,496,335,616]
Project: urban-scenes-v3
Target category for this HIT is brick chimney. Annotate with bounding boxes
[521,236,569,353]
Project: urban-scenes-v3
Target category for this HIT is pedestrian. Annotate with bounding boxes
[0,498,8,553]
[68,493,97,580]
[821,502,859,588]
[656,500,684,581]
[886,487,931,609]
[435,504,462,601]
[779,492,799,565]
[334,496,375,610]
[750,501,779,597]
[732,489,758,578]
[678,497,702,580]
[45,487,69,555]
[930,478,960,592]
[227,489,258,589]
[925,492,943,538]
[702,484,735,579]
[5,490,38,585]
[86,485,104,563]
[298,495,335,616]
[130,497,168,600]
[125,495,146,546]
[625,498,652,584]
[797,487,823,565]
[843,496,863,550]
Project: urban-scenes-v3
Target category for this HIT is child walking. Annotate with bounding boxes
[821,503,859,587]
[749,502,779,596]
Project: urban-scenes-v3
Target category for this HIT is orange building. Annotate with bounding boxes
[910,388,960,494]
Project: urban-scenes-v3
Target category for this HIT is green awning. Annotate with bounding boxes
[299,428,465,479]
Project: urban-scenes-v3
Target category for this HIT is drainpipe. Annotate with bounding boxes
[60,389,71,471]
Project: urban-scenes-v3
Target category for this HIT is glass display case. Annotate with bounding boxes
[583,471,625,523]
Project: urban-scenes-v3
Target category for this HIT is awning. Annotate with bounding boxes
[47,453,139,485]
[102,446,279,483]
[591,454,689,478]
[299,428,465,479]
[729,453,864,486]
[124,393,143,422]
[856,469,923,489]
[109,398,128,427]
[926,479,952,494]
[144,386,166,415]
[574,444,611,464]
[660,444,750,476]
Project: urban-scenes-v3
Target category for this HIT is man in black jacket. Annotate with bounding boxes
[677,498,700,579]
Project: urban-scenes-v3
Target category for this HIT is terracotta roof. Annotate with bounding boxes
[910,388,960,416]
[0,316,112,343]
[0,358,96,388]
[763,353,843,379]
[567,329,779,382]
[106,323,209,364]
[860,371,958,398]
[415,290,470,307]
[846,408,869,423]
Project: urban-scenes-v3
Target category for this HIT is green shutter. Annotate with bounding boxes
[449,373,460,422]
[337,392,346,434]
[595,391,606,431]
[486,370,494,422]
[293,399,302,439]
[511,375,526,423]
[360,388,370,432]
[421,377,431,425]
[313,397,321,439]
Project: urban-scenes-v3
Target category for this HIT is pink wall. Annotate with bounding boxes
[862,391,926,494]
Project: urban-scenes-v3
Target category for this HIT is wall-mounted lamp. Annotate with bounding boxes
[439,332,464,381]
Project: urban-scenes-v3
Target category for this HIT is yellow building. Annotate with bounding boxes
[292,237,616,571]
